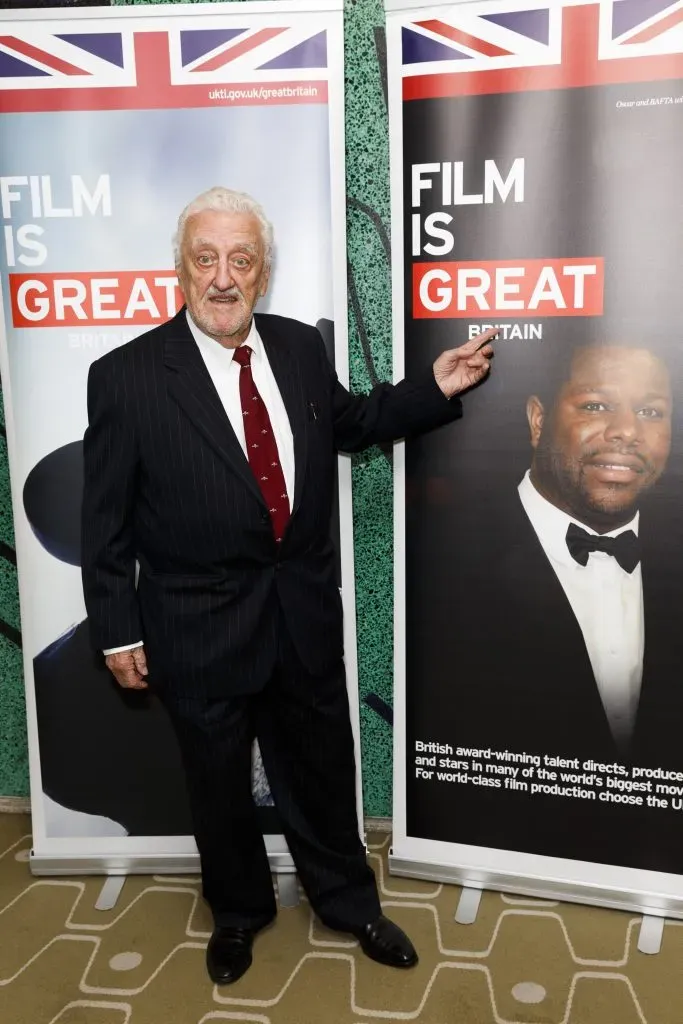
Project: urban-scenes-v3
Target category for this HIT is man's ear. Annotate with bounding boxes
[176,267,187,301]
[259,264,271,299]
[526,395,545,450]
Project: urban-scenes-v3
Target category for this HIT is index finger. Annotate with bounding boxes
[456,326,500,356]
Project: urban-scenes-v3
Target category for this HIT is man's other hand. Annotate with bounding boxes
[433,327,499,398]
[105,646,149,689]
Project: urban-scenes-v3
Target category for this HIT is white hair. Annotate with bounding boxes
[173,186,274,269]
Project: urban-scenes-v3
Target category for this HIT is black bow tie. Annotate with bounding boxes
[565,522,640,574]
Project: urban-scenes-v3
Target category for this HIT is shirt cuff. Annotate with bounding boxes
[103,641,144,655]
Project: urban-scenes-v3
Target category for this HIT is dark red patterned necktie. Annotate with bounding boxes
[232,344,290,543]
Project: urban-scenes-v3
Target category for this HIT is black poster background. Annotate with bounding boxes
[404,77,683,872]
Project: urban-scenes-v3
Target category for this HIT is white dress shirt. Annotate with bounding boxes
[518,470,644,746]
[103,313,295,656]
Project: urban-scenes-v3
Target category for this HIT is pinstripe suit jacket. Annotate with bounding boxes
[81,308,461,696]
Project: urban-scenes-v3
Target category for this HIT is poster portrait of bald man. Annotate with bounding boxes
[405,332,683,873]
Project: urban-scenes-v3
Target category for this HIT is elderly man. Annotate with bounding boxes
[81,186,496,985]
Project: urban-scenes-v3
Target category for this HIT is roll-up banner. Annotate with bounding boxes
[0,0,359,875]
[389,0,683,915]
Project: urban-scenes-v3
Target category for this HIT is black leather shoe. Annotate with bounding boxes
[354,915,418,968]
[206,927,254,985]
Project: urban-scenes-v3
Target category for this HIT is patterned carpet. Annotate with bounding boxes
[2,813,683,1023]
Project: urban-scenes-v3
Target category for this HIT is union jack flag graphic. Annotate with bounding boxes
[400,0,683,98]
[0,30,136,88]
[172,25,327,82]
[0,19,330,112]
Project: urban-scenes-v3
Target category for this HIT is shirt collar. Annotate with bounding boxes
[185,310,262,363]
[518,469,639,569]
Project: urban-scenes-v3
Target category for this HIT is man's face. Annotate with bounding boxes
[528,346,672,530]
[177,209,269,346]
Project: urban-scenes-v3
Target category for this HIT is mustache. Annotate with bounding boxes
[206,286,243,300]
[581,446,652,472]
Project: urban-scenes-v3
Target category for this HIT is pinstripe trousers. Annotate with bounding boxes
[157,609,381,932]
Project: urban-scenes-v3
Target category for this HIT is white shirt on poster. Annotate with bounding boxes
[518,470,644,746]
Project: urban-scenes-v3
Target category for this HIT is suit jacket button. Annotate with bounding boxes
[261,513,269,523]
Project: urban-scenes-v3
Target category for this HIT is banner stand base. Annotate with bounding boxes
[277,873,300,908]
[638,915,665,955]
[450,886,666,951]
[454,886,482,925]
[30,849,296,878]
[74,864,301,915]
[95,875,126,912]
[91,870,301,913]
[388,850,683,926]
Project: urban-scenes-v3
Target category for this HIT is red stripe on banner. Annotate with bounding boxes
[412,258,604,318]
[0,35,89,76]
[136,31,172,97]
[415,19,512,57]
[0,34,328,112]
[191,27,287,71]
[623,6,683,43]
[404,5,683,99]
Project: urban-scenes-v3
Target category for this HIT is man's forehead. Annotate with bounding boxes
[189,233,259,253]
[567,345,671,391]
[185,210,263,247]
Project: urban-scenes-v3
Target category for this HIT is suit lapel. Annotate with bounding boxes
[256,315,309,514]
[163,310,265,507]
[505,498,619,752]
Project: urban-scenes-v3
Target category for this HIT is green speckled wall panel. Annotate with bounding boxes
[0,393,27,796]
[0,633,27,795]
[340,0,394,818]
[0,0,395,817]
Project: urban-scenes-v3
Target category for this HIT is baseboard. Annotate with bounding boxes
[365,816,392,833]
[0,797,30,814]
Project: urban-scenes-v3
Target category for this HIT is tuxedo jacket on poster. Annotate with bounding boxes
[407,486,683,872]
[82,308,460,698]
